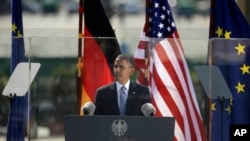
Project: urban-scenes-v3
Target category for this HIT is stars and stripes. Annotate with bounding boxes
[134,0,205,140]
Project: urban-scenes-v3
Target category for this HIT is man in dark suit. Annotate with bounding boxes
[94,54,152,115]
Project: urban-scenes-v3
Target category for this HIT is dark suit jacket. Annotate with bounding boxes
[94,81,151,116]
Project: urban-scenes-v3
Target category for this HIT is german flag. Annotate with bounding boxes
[80,0,121,112]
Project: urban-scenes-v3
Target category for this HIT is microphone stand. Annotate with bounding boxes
[218,96,225,141]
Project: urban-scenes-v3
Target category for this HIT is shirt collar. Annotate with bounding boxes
[116,80,130,90]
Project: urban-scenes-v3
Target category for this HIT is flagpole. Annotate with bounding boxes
[207,0,214,140]
[77,0,84,115]
[207,43,213,141]
[144,0,150,85]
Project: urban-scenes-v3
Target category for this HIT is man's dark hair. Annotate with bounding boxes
[116,54,134,67]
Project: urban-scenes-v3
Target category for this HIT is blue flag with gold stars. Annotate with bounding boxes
[209,0,250,141]
[7,0,28,140]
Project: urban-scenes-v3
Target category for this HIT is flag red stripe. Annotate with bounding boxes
[134,8,205,139]
[168,37,205,140]
[134,32,149,69]
[135,37,205,140]
[166,38,198,140]
[136,69,146,84]
[151,38,204,140]
[153,42,188,140]
[171,41,198,140]
[152,64,185,131]
[153,42,185,132]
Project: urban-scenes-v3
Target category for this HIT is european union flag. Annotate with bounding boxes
[209,0,250,141]
[7,0,28,140]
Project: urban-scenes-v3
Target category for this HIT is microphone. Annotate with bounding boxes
[81,102,96,116]
[141,103,156,116]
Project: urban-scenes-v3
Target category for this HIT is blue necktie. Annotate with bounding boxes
[119,86,127,115]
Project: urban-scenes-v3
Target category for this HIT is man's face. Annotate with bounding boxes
[113,58,134,85]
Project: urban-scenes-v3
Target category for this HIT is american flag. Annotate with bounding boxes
[134,0,205,140]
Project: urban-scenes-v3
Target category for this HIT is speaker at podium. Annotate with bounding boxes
[64,115,175,141]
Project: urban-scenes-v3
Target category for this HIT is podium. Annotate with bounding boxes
[64,115,175,141]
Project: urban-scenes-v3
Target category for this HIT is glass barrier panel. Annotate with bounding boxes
[0,35,210,140]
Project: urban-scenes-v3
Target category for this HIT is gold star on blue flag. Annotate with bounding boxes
[7,0,28,141]
[209,0,250,141]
